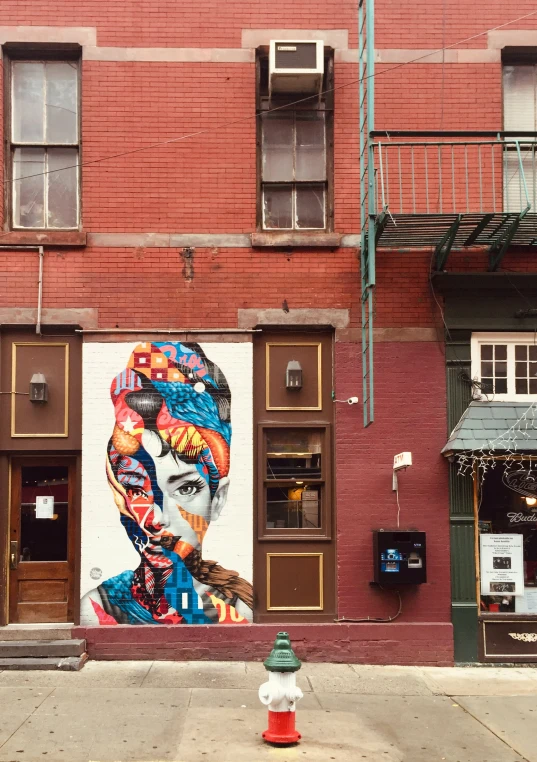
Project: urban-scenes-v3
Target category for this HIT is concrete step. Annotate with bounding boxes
[0,624,74,641]
[0,639,86,659]
[0,654,87,671]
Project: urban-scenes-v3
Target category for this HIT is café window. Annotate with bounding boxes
[260,426,329,534]
[478,459,537,615]
[256,50,333,232]
[471,333,537,399]
[9,58,80,229]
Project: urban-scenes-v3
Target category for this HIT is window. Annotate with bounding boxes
[257,50,333,232]
[471,333,537,399]
[261,426,328,533]
[9,60,79,229]
[503,63,537,212]
[261,111,326,230]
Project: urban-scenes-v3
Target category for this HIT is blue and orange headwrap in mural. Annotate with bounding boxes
[87,342,253,626]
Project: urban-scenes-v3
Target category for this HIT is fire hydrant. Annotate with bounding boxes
[258,631,303,744]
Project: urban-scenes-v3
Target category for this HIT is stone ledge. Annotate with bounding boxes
[0,230,87,247]
[251,232,342,248]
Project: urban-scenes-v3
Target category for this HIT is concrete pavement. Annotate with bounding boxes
[0,662,536,761]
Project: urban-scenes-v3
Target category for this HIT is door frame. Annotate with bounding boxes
[7,454,80,624]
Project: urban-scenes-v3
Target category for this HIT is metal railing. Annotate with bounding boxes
[372,131,535,217]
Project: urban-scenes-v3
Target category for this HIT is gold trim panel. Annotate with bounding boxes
[266,342,322,411]
[11,343,69,438]
[266,552,324,610]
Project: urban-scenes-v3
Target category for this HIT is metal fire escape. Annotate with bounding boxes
[359,0,376,427]
[359,0,537,427]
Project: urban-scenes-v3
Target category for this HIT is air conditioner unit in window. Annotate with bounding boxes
[269,40,324,95]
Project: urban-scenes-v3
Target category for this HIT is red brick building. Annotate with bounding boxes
[1,1,537,665]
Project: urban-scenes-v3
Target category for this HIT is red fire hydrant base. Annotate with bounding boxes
[262,710,301,745]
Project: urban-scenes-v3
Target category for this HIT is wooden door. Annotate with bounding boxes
[9,458,76,623]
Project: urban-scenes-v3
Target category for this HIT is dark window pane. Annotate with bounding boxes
[13,147,45,228]
[481,378,494,394]
[481,345,493,360]
[262,115,294,182]
[266,429,322,480]
[481,362,494,377]
[516,378,529,394]
[266,485,321,529]
[530,345,537,361]
[495,345,507,360]
[296,184,325,229]
[516,345,528,360]
[295,112,326,181]
[530,379,537,394]
[515,361,528,378]
[263,186,292,229]
[530,361,537,378]
[495,378,507,393]
[20,465,69,562]
[495,361,507,377]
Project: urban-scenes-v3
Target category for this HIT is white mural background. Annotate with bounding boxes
[80,341,253,620]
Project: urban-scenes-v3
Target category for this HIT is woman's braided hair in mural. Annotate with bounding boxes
[107,342,253,611]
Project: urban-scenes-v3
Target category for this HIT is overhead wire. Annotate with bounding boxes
[2,6,537,201]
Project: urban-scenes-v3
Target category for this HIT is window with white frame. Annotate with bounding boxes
[471,333,537,399]
[10,60,79,229]
[503,63,537,213]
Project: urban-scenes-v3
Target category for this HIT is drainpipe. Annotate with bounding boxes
[0,246,45,335]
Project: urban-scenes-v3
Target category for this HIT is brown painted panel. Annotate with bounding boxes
[12,343,68,437]
[267,553,323,609]
[0,329,81,452]
[19,579,66,603]
[17,602,68,623]
[482,618,537,660]
[267,343,321,410]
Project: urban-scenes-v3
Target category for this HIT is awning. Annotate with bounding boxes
[441,401,537,455]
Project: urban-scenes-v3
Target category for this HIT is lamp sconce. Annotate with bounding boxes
[29,372,48,403]
[286,360,303,390]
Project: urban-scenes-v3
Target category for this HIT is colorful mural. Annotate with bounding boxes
[81,342,253,625]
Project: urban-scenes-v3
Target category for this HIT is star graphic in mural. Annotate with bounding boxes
[121,415,137,434]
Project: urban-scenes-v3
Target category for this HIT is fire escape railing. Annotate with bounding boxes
[370,131,537,272]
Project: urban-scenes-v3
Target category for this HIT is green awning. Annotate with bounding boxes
[442,401,537,455]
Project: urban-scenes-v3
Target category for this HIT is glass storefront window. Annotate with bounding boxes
[478,459,537,614]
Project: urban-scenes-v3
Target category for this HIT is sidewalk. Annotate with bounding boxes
[0,661,536,762]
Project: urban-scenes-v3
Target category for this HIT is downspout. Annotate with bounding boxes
[0,245,45,335]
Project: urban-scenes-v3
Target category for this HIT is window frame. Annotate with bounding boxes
[255,48,334,233]
[4,48,82,232]
[257,422,332,541]
[471,332,537,401]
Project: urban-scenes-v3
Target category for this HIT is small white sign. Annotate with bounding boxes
[393,452,412,471]
[36,495,54,519]
[516,588,537,614]
[480,534,524,597]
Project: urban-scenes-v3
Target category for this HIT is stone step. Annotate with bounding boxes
[0,639,86,659]
[0,625,74,641]
[0,654,87,671]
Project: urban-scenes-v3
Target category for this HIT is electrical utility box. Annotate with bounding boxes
[373,530,427,585]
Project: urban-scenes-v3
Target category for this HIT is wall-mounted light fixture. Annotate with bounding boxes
[29,372,48,403]
[286,360,303,390]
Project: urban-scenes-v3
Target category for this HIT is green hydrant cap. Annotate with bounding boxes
[263,631,302,673]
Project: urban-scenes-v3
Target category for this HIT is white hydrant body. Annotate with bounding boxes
[258,670,303,713]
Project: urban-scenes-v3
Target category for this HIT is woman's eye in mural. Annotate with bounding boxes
[171,478,207,500]
[127,487,150,501]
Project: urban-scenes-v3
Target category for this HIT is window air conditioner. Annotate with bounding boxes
[269,40,324,95]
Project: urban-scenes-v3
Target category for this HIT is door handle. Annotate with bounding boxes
[10,541,18,569]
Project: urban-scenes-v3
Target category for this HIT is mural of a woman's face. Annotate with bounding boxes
[107,342,232,559]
